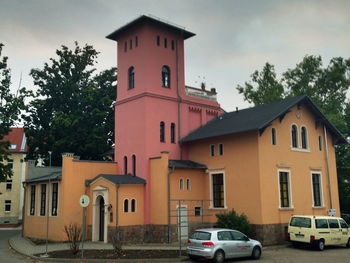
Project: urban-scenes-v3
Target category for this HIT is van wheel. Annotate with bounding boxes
[213,250,225,263]
[347,238,350,248]
[251,246,261,259]
[317,240,325,251]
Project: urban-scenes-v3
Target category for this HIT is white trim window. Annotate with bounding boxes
[301,126,308,149]
[124,199,129,212]
[131,199,136,212]
[51,182,59,216]
[291,124,298,148]
[29,185,36,216]
[311,173,323,207]
[40,184,47,216]
[4,200,11,212]
[210,172,226,208]
[186,178,191,190]
[278,170,293,209]
[6,179,12,190]
[179,178,184,190]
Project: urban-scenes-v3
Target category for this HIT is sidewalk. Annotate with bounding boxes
[9,234,187,262]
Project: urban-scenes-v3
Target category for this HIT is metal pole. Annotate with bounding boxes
[44,151,52,256]
[81,207,86,258]
[178,200,181,256]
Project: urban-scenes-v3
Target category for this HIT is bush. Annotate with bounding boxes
[216,209,251,235]
[64,223,82,255]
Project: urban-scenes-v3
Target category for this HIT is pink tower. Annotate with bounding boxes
[107,15,222,223]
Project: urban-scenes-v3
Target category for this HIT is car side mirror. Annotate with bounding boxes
[244,236,250,242]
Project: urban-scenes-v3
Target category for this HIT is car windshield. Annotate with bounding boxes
[190,231,211,240]
[290,217,311,228]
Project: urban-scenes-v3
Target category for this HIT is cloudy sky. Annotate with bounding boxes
[1,0,349,112]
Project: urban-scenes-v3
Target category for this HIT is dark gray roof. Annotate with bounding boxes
[25,172,61,183]
[169,160,207,169]
[106,15,195,41]
[86,174,146,186]
[181,95,347,144]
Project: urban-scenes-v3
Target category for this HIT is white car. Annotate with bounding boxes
[187,228,262,263]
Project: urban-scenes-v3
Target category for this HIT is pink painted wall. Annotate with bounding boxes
[112,19,223,223]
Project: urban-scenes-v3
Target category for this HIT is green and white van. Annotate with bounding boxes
[288,215,350,250]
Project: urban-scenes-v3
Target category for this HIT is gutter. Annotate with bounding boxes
[167,165,175,243]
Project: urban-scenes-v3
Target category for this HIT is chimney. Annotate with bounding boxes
[236,107,239,113]
[201,82,206,90]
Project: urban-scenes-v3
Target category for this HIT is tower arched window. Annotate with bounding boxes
[291,125,298,148]
[301,126,308,149]
[161,66,170,88]
[179,178,184,190]
[160,121,165,142]
[128,66,135,89]
[124,199,129,212]
[124,156,128,174]
[132,154,136,176]
[131,199,136,212]
[171,123,176,143]
[272,128,277,145]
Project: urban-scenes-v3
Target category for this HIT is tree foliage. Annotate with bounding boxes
[237,55,350,213]
[0,43,29,182]
[216,209,251,235]
[24,42,116,166]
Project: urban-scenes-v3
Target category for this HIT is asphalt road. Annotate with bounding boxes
[186,244,350,263]
[0,229,32,263]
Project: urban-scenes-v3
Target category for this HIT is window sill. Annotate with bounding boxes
[208,206,228,210]
[279,207,294,211]
[291,147,310,153]
[4,211,11,214]
[312,206,325,209]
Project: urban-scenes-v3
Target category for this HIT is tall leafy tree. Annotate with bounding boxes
[237,55,350,213]
[24,42,116,166]
[0,43,29,181]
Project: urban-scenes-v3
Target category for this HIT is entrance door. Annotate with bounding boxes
[99,197,105,241]
[177,205,188,240]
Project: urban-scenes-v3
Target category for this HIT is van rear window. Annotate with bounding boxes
[190,231,211,240]
[316,219,328,228]
[290,217,311,228]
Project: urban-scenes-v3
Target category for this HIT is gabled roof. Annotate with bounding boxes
[25,172,61,183]
[181,95,347,144]
[106,15,195,41]
[169,160,207,169]
[86,174,146,186]
[2,127,27,153]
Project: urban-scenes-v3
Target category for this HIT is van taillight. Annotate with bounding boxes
[202,241,215,247]
[310,235,315,242]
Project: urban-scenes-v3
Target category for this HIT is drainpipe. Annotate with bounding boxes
[323,125,333,209]
[176,37,183,160]
[116,184,120,227]
[167,165,175,243]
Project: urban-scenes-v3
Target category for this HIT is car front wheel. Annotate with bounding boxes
[347,238,350,248]
[213,250,225,263]
[251,246,261,260]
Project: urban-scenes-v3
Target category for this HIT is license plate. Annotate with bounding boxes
[295,234,304,238]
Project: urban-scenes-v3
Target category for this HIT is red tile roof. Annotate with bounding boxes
[2,127,27,153]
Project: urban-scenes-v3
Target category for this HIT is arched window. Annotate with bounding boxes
[124,156,128,174]
[301,126,308,149]
[128,66,135,89]
[318,136,322,151]
[272,128,277,145]
[124,199,129,212]
[291,125,298,148]
[186,178,191,190]
[171,123,175,143]
[179,178,184,190]
[161,66,170,88]
[160,121,165,142]
[131,199,136,212]
[132,155,136,176]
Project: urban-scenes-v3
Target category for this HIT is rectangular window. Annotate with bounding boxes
[210,144,215,156]
[312,173,322,207]
[7,159,13,169]
[279,171,290,208]
[194,206,202,217]
[40,184,46,216]
[51,183,58,216]
[156,35,160,46]
[219,143,224,155]
[129,39,132,49]
[30,185,36,216]
[135,36,138,47]
[318,136,322,151]
[124,42,127,52]
[6,179,12,190]
[171,40,175,50]
[212,173,224,208]
[5,200,11,212]
[164,38,167,48]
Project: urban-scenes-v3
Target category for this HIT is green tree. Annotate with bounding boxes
[236,55,350,213]
[24,42,116,166]
[216,209,251,235]
[237,63,285,105]
[0,43,29,181]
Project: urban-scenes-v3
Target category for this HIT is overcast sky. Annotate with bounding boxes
[1,0,349,112]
